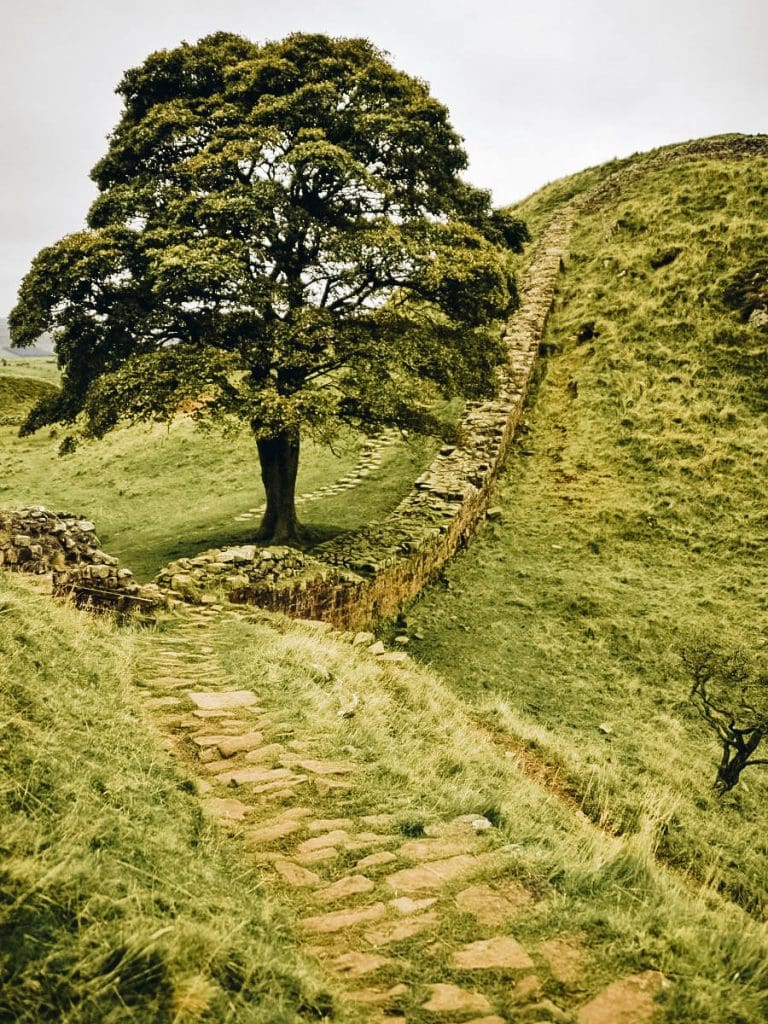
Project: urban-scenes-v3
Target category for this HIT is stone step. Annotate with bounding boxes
[326,951,393,978]
[302,902,388,935]
[348,983,407,1006]
[216,767,308,791]
[186,690,262,711]
[295,846,339,866]
[455,880,534,925]
[451,935,534,971]
[307,817,355,833]
[577,971,667,1024]
[296,829,351,854]
[363,910,439,947]
[313,875,375,904]
[272,859,322,888]
[399,836,477,862]
[422,984,492,1016]
[201,796,253,823]
[356,851,397,870]
[385,850,503,894]
[192,731,264,755]
[245,819,303,846]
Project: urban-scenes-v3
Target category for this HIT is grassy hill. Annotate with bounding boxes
[2,134,768,1023]
[404,136,768,914]
[0,375,58,423]
[4,572,768,1023]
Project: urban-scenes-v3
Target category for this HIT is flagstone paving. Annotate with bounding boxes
[136,603,669,1022]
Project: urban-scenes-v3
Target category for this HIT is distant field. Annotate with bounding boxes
[0,355,60,382]
[0,372,436,579]
[404,148,768,914]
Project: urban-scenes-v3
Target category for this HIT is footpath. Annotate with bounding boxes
[137,605,667,1024]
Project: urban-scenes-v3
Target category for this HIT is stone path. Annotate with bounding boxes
[232,429,402,523]
[138,608,668,1022]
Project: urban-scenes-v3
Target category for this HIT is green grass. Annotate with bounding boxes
[3,135,768,1022]
[0,375,58,424]
[0,375,436,580]
[140,607,768,1023]
[6,569,768,1023]
[402,148,768,915]
[0,576,343,1023]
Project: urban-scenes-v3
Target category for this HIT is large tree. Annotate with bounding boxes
[10,32,527,543]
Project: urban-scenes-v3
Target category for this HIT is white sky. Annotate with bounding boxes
[1,0,765,314]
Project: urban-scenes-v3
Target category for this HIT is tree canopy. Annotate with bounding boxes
[10,32,528,542]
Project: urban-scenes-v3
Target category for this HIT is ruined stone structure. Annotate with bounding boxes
[0,506,159,609]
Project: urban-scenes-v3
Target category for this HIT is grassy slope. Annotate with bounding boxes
[135,607,768,1023]
[0,576,340,1024]
[3,134,768,1023]
[0,374,435,580]
[4,576,768,1023]
[402,142,768,913]
[0,374,58,418]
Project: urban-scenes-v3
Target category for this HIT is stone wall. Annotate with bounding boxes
[155,208,575,630]
[0,506,160,609]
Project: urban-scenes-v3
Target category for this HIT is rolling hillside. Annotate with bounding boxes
[0,381,437,580]
[0,375,58,421]
[2,135,768,1024]
[405,135,768,913]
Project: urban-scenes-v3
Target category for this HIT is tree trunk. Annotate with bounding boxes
[715,760,742,794]
[254,431,302,545]
[714,732,766,794]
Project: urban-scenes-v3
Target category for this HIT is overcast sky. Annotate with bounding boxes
[1,0,765,315]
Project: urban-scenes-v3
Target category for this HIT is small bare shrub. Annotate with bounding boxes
[679,633,768,794]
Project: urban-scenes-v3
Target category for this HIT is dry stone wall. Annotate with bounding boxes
[152,134,768,628]
[0,506,160,609]
[155,209,575,630]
